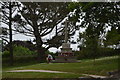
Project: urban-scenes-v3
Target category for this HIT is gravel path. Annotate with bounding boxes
[5,70,68,73]
[82,74,107,78]
[5,70,109,78]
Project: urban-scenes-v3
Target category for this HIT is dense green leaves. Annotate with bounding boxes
[3,45,36,57]
[72,2,120,47]
[104,27,120,46]
[13,45,36,56]
[71,2,120,60]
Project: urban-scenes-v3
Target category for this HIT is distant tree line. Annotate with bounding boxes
[3,40,36,51]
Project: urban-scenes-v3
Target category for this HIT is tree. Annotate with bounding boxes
[69,2,120,64]
[14,2,76,62]
[104,27,120,48]
[70,2,120,47]
[1,1,20,65]
[78,23,100,64]
[83,2,120,48]
[69,2,120,47]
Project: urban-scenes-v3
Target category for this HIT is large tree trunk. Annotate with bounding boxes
[33,24,46,62]
[37,47,46,62]
[35,33,46,62]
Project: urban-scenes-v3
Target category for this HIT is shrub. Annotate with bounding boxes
[76,47,118,60]
[2,45,37,57]
[2,45,37,64]
[2,50,10,57]
[13,45,37,57]
[3,40,36,51]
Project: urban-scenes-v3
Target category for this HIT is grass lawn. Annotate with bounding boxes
[2,55,119,78]
[2,72,83,78]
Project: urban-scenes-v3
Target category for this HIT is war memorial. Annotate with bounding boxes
[54,21,77,63]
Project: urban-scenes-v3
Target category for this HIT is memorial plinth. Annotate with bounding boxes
[60,43,73,56]
[53,20,77,63]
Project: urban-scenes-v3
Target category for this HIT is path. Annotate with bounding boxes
[5,70,68,73]
[82,74,107,78]
[5,70,108,78]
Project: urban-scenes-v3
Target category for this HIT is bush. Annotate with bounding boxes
[3,40,36,51]
[2,45,38,65]
[2,50,10,57]
[76,47,118,60]
[13,45,37,57]
[2,45,37,57]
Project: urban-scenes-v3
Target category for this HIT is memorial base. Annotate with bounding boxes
[53,56,78,63]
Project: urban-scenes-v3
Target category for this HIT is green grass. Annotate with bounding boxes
[2,55,119,78]
[2,72,82,78]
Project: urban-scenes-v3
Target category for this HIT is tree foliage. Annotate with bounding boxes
[69,2,120,60]
[104,27,120,46]
[72,2,120,47]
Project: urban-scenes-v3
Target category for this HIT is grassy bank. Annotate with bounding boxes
[2,55,119,78]
[2,72,83,78]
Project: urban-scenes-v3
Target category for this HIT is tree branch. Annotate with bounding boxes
[0,37,9,43]
[17,5,33,27]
